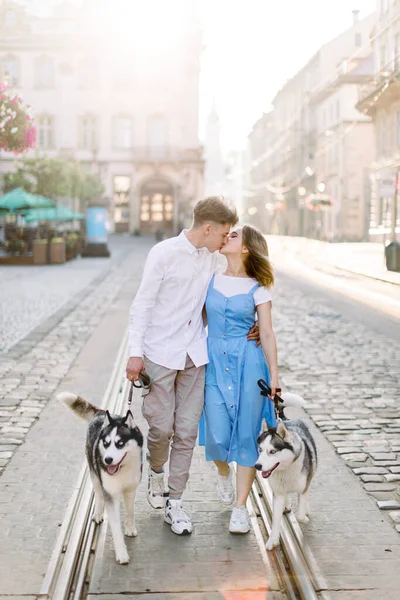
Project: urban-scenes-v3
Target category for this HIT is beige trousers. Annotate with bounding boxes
[142,355,205,499]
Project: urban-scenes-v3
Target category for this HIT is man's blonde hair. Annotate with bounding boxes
[193,196,238,227]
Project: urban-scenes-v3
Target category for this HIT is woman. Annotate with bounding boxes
[199,225,278,533]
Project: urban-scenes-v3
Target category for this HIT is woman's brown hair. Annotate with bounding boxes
[242,225,274,288]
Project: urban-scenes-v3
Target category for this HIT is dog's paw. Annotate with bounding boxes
[116,548,130,565]
[297,514,309,524]
[266,537,279,551]
[124,523,138,537]
[93,513,104,525]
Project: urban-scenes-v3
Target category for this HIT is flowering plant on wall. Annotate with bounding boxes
[0,83,36,153]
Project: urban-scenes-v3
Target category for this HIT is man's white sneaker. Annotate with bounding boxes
[229,505,251,534]
[147,469,166,509]
[216,466,235,504]
[164,499,193,535]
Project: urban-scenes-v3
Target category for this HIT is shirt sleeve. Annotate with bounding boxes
[128,244,166,357]
[253,286,272,306]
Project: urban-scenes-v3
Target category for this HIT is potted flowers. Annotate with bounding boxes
[0,83,36,154]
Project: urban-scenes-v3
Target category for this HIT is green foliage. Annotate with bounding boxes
[2,157,104,208]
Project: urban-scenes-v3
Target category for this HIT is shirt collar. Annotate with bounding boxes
[177,229,199,255]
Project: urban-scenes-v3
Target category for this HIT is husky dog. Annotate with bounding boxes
[58,392,143,565]
[255,392,317,551]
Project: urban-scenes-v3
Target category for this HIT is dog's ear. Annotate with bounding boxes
[261,418,269,433]
[277,421,288,439]
[105,410,115,426]
[124,410,136,429]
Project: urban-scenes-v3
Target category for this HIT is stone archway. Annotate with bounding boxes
[139,178,174,235]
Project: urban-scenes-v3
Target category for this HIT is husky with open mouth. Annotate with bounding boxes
[255,392,317,550]
[58,392,143,565]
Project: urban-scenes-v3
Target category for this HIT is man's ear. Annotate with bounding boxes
[204,223,212,235]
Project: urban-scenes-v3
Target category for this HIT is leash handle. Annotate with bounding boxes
[128,371,151,406]
[257,379,283,422]
[257,379,283,404]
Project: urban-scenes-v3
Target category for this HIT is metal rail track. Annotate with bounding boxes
[40,331,129,600]
[247,473,329,599]
[41,332,327,599]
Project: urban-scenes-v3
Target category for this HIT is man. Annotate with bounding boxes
[126,197,238,535]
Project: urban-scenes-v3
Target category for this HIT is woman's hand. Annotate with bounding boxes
[269,376,280,400]
[247,323,261,346]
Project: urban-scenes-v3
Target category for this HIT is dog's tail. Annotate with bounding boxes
[279,391,306,408]
[57,392,101,422]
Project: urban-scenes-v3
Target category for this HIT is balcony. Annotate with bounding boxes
[357,57,400,116]
[310,55,375,104]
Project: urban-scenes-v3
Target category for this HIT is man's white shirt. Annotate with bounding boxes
[129,230,219,370]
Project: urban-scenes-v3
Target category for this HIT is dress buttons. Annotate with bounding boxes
[230,404,234,408]
[225,368,229,372]
[228,386,232,390]
[223,334,226,337]
[223,351,227,355]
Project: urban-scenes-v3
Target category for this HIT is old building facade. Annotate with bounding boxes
[357,0,400,242]
[247,10,376,241]
[0,0,204,234]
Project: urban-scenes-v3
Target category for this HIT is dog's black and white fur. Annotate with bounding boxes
[58,392,143,564]
[255,392,317,550]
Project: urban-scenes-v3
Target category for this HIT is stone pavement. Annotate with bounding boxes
[0,236,153,595]
[1,234,400,598]
[88,386,274,599]
[270,269,400,540]
[0,237,151,475]
[268,236,400,286]
[0,237,132,353]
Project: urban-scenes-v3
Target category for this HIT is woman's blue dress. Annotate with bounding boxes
[199,275,276,467]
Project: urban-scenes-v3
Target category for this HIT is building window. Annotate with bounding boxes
[36,56,55,88]
[395,33,400,70]
[380,117,388,155]
[4,10,17,28]
[147,115,167,158]
[78,115,97,150]
[37,115,54,149]
[113,116,132,149]
[78,57,98,89]
[380,44,387,70]
[0,55,19,86]
[395,110,400,147]
[355,33,362,47]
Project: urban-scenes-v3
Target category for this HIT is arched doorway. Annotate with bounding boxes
[140,179,174,235]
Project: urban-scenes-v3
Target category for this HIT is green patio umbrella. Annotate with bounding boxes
[0,188,55,213]
[23,206,84,223]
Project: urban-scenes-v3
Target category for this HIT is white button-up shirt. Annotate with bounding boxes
[128,231,219,370]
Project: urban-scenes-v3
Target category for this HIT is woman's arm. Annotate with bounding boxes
[256,302,279,397]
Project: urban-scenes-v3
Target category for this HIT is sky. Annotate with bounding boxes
[21,0,377,152]
[199,0,377,151]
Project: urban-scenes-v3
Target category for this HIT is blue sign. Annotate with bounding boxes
[86,207,107,243]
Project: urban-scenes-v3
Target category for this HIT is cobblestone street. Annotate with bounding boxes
[0,237,153,474]
[0,236,400,598]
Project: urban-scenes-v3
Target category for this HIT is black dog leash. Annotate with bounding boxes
[128,371,151,407]
[258,379,283,421]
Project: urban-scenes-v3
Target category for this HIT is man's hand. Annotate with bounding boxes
[126,356,145,381]
[247,323,261,347]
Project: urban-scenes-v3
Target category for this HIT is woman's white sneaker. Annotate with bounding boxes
[229,505,251,534]
[147,469,166,509]
[216,466,235,504]
[164,499,193,535]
